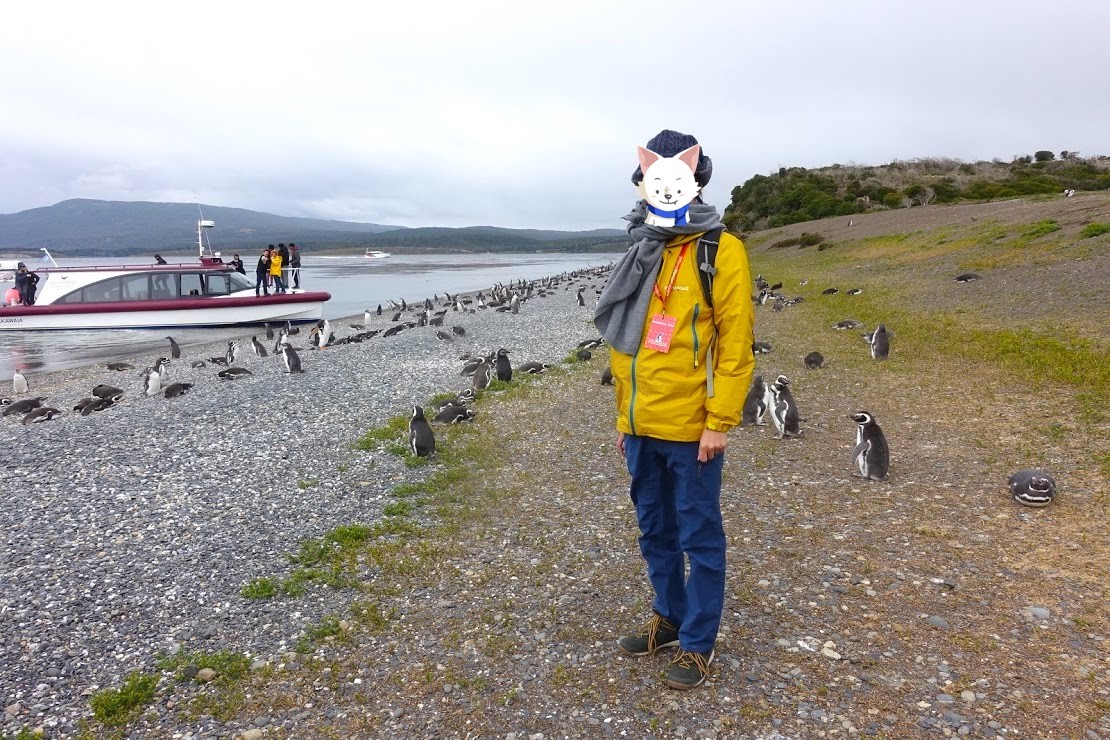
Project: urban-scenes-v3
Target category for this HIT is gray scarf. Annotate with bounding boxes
[594,200,723,354]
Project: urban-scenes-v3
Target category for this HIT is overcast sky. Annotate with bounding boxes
[2,1,1107,230]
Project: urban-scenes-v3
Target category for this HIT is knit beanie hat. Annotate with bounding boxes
[631,129,713,187]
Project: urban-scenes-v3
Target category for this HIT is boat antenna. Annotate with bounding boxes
[196,203,216,258]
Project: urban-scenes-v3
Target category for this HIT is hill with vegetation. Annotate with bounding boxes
[0,199,627,256]
[723,151,1110,232]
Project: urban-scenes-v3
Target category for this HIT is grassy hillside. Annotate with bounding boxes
[725,153,1110,231]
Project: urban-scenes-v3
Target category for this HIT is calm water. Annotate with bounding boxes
[0,252,620,377]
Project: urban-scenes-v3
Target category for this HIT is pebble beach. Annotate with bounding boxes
[0,268,612,737]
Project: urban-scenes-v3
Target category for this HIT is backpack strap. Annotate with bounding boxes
[697,227,724,309]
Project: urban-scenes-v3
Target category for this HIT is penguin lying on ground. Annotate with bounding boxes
[955,273,982,283]
[23,407,62,424]
[1008,469,1056,507]
[3,397,46,417]
[803,351,826,369]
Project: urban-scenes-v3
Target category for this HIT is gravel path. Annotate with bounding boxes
[0,269,611,738]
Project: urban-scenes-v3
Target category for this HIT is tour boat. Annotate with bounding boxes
[0,220,330,331]
[364,249,391,259]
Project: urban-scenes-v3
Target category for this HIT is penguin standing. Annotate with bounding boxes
[250,336,268,358]
[141,366,162,396]
[510,294,520,314]
[166,336,181,359]
[282,343,304,374]
[742,375,768,426]
[1008,469,1056,507]
[769,375,801,439]
[226,340,240,366]
[13,370,28,394]
[849,411,889,481]
[316,319,333,348]
[495,348,512,382]
[600,366,614,385]
[576,287,586,307]
[869,324,890,360]
[472,360,492,391]
[408,405,436,457]
[264,323,275,340]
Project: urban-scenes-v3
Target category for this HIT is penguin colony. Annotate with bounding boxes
[5,267,615,463]
[746,262,1054,504]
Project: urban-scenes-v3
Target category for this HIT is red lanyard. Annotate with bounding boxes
[652,244,689,314]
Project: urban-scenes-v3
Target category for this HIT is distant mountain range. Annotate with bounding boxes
[0,199,628,256]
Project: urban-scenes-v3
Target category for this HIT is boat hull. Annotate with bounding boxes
[0,292,330,330]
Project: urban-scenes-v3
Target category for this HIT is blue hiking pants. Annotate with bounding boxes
[624,434,726,654]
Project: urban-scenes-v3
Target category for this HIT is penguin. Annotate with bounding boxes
[869,324,890,360]
[105,362,134,371]
[285,321,300,335]
[518,361,550,374]
[753,340,773,355]
[166,336,181,359]
[264,322,275,340]
[13,370,28,394]
[600,366,614,386]
[833,319,864,330]
[141,366,162,396]
[3,397,45,417]
[822,288,839,295]
[22,407,62,424]
[433,405,477,424]
[846,288,863,296]
[225,340,240,366]
[408,405,436,457]
[451,326,466,337]
[155,356,170,378]
[495,348,512,382]
[510,294,520,314]
[472,361,492,391]
[436,330,454,342]
[376,304,382,316]
[955,273,982,283]
[250,336,268,358]
[218,367,253,380]
[1008,469,1057,507]
[92,385,124,401]
[315,319,333,348]
[281,344,304,374]
[576,349,592,362]
[208,355,229,366]
[803,351,826,369]
[769,281,782,291]
[190,360,207,369]
[163,382,194,398]
[769,375,801,439]
[578,338,605,350]
[849,411,889,481]
[741,375,768,426]
[576,287,586,307]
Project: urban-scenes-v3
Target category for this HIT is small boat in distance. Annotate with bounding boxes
[364,249,391,259]
[0,219,330,331]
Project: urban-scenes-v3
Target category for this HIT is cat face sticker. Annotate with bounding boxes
[635,144,701,212]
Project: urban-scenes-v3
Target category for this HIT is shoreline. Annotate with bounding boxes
[0,266,612,737]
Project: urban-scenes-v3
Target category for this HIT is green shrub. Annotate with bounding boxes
[241,577,280,599]
[882,192,906,209]
[770,237,801,249]
[1021,219,1060,239]
[799,232,825,246]
[1034,150,1055,162]
[1079,222,1110,238]
[89,671,158,726]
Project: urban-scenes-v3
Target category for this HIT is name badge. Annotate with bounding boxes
[644,313,677,353]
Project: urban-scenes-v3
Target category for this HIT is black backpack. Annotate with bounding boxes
[695,227,725,308]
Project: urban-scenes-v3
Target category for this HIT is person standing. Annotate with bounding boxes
[14,263,40,306]
[269,246,286,294]
[595,130,755,691]
[255,247,272,296]
[229,254,246,274]
[154,254,168,265]
[288,243,301,289]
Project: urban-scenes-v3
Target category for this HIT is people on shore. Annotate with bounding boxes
[255,247,272,296]
[596,129,755,691]
[269,246,286,294]
[289,243,301,289]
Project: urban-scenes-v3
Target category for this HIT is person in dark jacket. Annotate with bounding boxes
[255,248,272,296]
[289,243,302,288]
[154,254,168,265]
[14,263,40,305]
[229,254,246,274]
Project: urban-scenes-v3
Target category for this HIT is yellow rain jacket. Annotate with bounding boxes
[611,231,755,441]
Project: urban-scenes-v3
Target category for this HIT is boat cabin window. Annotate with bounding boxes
[179,273,204,298]
[120,274,150,300]
[228,272,253,292]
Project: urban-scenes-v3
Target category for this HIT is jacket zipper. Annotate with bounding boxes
[629,349,639,435]
[691,304,700,368]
